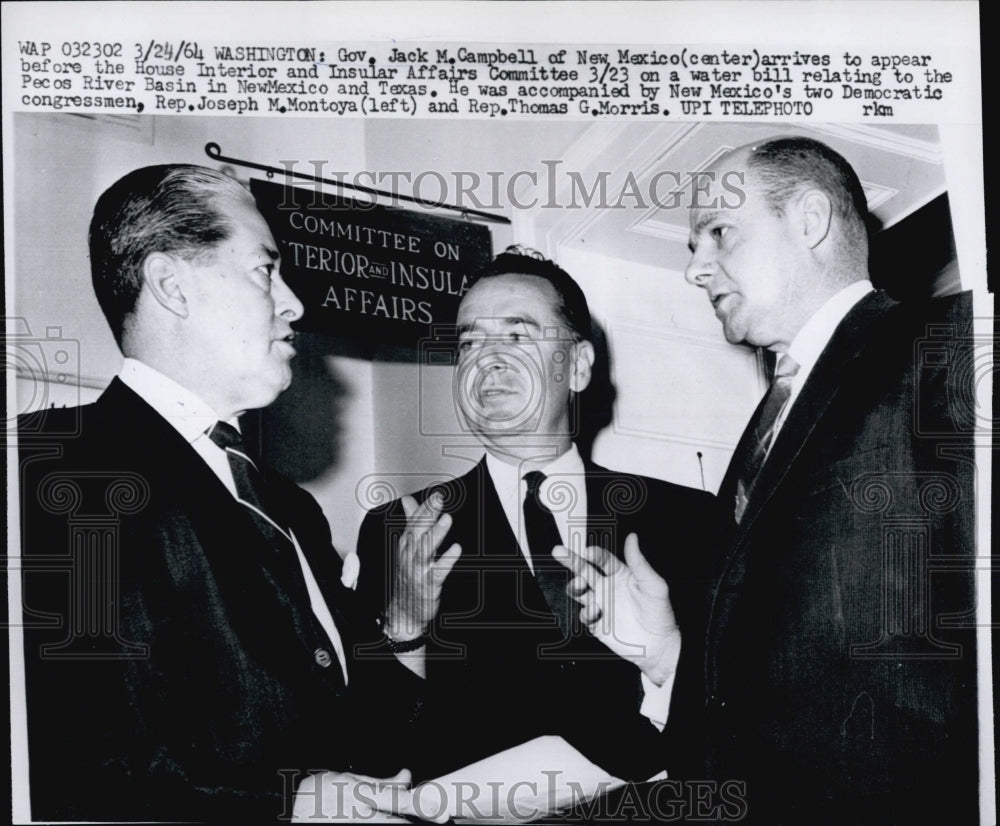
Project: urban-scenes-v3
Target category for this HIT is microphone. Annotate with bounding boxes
[697,451,706,491]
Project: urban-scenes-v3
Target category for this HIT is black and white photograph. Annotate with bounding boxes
[3,3,992,824]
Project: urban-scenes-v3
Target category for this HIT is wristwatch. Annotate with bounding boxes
[376,612,427,653]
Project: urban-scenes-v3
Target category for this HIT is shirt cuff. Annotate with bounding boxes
[340,551,360,590]
[639,670,675,732]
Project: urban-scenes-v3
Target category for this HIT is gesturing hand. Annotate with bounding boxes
[555,533,680,685]
[384,493,461,642]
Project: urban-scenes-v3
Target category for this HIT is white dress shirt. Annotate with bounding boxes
[484,444,675,733]
[118,358,348,683]
[771,280,875,443]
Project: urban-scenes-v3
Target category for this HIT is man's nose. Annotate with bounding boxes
[684,248,715,288]
[473,346,514,374]
[273,273,305,322]
[479,351,507,370]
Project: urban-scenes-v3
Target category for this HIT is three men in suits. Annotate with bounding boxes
[567,137,978,822]
[17,165,450,822]
[356,248,717,783]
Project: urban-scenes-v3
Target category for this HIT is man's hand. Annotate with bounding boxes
[555,533,680,685]
[292,768,449,823]
[384,493,461,642]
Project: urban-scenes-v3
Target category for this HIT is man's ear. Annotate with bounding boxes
[569,340,595,393]
[797,189,833,250]
[142,253,189,318]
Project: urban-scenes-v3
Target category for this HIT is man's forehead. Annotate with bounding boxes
[216,194,277,244]
[456,274,563,332]
[461,273,558,308]
[208,189,258,222]
[719,144,753,171]
[689,153,758,227]
[702,147,752,189]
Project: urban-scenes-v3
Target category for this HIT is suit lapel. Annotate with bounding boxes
[102,380,295,567]
[97,379,235,512]
[476,459,523,558]
[577,463,644,658]
[721,291,896,563]
[98,380,325,667]
[441,458,522,559]
[469,458,567,632]
[583,462,626,555]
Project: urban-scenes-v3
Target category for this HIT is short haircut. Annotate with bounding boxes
[89,164,253,346]
[467,245,593,341]
[748,137,870,251]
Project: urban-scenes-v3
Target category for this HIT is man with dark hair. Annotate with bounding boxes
[472,244,594,340]
[565,137,978,822]
[18,164,454,822]
[356,245,717,783]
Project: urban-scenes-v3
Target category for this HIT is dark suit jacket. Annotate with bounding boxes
[18,379,420,822]
[707,291,978,824]
[356,456,718,782]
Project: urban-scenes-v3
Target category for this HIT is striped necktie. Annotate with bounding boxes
[734,354,800,523]
[206,421,346,685]
[206,421,292,549]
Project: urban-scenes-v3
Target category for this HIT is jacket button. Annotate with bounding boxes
[314,648,333,668]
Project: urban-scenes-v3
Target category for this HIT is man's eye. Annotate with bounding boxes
[711,226,730,241]
[458,332,529,350]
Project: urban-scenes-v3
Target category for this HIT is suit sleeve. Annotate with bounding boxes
[354,502,400,618]
[20,495,295,821]
[656,485,724,781]
[287,486,426,779]
[868,294,979,820]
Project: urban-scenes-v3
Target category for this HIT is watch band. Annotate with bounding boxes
[377,613,427,653]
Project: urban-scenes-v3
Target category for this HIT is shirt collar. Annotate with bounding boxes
[785,280,874,379]
[118,358,231,444]
[485,442,584,494]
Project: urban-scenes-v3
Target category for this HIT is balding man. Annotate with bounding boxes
[564,137,977,823]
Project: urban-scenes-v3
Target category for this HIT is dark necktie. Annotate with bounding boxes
[734,354,800,523]
[206,421,293,550]
[522,470,573,637]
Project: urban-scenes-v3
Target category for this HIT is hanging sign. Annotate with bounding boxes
[251,178,493,346]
